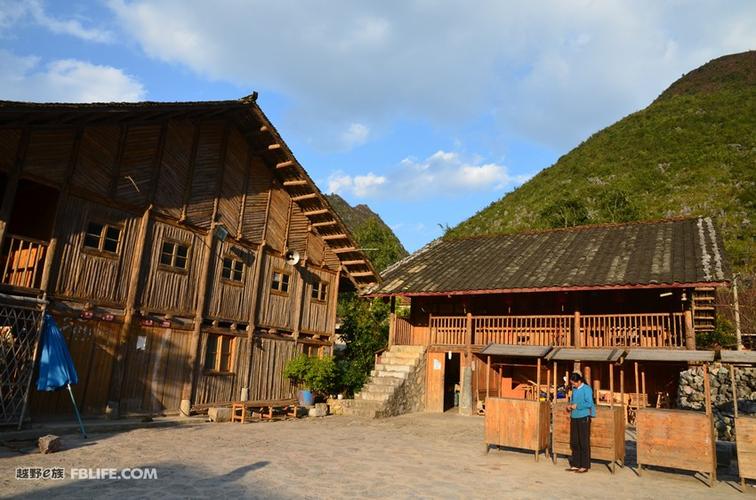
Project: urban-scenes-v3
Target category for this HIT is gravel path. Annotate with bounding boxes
[0,412,744,499]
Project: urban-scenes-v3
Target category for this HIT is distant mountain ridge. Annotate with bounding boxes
[325,194,408,272]
[448,51,756,276]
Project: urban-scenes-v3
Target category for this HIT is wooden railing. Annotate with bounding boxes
[474,315,573,346]
[430,316,469,345]
[580,312,686,348]
[394,317,414,345]
[398,312,689,349]
[1,234,48,289]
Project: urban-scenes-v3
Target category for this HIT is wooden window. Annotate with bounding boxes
[159,240,189,271]
[221,257,244,283]
[204,333,234,372]
[311,280,328,302]
[271,270,290,295]
[83,221,122,255]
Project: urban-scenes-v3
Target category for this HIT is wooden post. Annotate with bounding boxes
[609,364,614,408]
[466,312,473,353]
[573,311,581,347]
[635,361,641,475]
[641,371,646,403]
[107,206,152,418]
[243,241,267,394]
[536,357,541,401]
[291,265,306,340]
[536,356,542,461]
[702,362,717,485]
[730,364,739,418]
[388,296,396,348]
[498,366,502,398]
[684,309,695,350]
[583,365,591,386]
[486,355,491,401]
[428,313,434,347]
[734,276,743,350]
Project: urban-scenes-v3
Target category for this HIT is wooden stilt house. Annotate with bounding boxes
[0,95,379,425]
[365,218,730,415]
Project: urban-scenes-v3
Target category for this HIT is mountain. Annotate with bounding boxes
[326,194,408,272]
[448,51,756,275]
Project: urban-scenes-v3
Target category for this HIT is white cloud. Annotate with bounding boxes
[328,149,528,200]
[340,122,370,149]
[0,0,113,42]
[0,50,146,102]
[328,172,386,198]
[107,0,756,150]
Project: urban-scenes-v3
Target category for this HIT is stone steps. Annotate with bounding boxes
[339,345,426,418]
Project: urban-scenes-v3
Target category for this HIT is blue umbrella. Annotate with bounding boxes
[36,314,86,437]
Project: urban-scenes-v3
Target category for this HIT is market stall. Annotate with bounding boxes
[722,350,756,492]
[480,344,552,461]
[547,347,626,473]
[628,349,717,486]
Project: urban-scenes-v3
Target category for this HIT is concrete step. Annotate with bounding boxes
[356,392,390,402]
[339,399,383,418]
[370,369,408,379]
[359,384,396,395]
[379,354,420,365]
[374,364,412,374]
[390,345,426,354]
[367,376,404,387]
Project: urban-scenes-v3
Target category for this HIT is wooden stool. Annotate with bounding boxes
[231,402,247,423]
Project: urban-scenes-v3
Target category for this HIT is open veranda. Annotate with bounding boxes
[0,413,744,499]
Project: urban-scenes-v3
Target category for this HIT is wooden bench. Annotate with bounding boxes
[230,399,299,423]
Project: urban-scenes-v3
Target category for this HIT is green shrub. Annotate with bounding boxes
[283,354,338,397]
[696,318,737,349]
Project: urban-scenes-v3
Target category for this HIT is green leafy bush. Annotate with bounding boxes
[283,354,338,397]
[696,318,737,349]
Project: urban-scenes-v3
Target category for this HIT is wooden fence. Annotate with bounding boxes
[1,234,48,289]
[402,312,688,349]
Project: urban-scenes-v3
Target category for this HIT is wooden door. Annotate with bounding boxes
[426,352,445,412]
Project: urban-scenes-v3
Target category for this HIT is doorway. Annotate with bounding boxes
[443,352,461,411]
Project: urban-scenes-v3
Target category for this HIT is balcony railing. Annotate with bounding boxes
[1,234,48,290]
[415,312,688,349]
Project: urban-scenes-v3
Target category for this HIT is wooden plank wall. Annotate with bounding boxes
[249,337,302,401]
[73,125,120,198]
[29,317,120,415]
[184,121,224,229]
[206,241,257,323]
[256,252,300,330]
[240,156,272,243]
[153,121,195,219]
[0,129,22,172]
[217,127,246,236]
[52,196,140,305]
[265,187,289,253]
[138,220,204,316]
[426,352,445,412]
[119,324,194,414]
[300,267,336,334]
[24,128,76,185]
[193,331,250,405]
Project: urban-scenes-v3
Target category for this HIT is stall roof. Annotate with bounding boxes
[478,344,552,358]
[720,350,756,365]
[546,348,624,362]
[624,349,715,362]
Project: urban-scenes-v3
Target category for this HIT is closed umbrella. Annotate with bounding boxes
[36,314,86,437]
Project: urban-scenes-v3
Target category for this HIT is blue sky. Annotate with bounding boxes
[1,1,754,253]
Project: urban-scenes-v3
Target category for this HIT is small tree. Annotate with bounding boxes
[539,198,590,228]
[283,354,338,398]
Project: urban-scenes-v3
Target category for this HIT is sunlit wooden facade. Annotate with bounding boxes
[0,96,378,419]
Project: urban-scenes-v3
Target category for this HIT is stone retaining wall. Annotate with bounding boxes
[377,352,427,418]
[677,363,756,440]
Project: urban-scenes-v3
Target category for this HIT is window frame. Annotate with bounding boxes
[81,220,124,257]
[203,333,235,374]
[310,279,329,303]
[158,238,191,274]
[220,255,245,285]
[270,268,291,296]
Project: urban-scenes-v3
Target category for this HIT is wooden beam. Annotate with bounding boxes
[321,233,348,241]
[341,259,366,266]
[291,193,317,202]
[332,247,356,254]
[276,160,295,169]
[303,208,329,217]
[259,125,269,133]
[267,143,282,151]
[312,220,337,228]
[350,271,376,277]
[283,179,308,187]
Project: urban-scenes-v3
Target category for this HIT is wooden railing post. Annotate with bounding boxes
[388,296,396,348]
[684,309,695,350]
[573,311,581,347]
[428,314,434,346]
[466,312,473,350]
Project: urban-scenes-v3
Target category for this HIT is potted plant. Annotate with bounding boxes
[284,354,314,406]
[284,354,337,406]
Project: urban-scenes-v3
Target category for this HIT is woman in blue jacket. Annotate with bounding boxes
[566,372,596,473]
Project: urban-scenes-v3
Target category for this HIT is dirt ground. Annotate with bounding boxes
[0,412,746,499]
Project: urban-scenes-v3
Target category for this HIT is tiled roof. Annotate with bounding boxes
[367,217,729,296]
